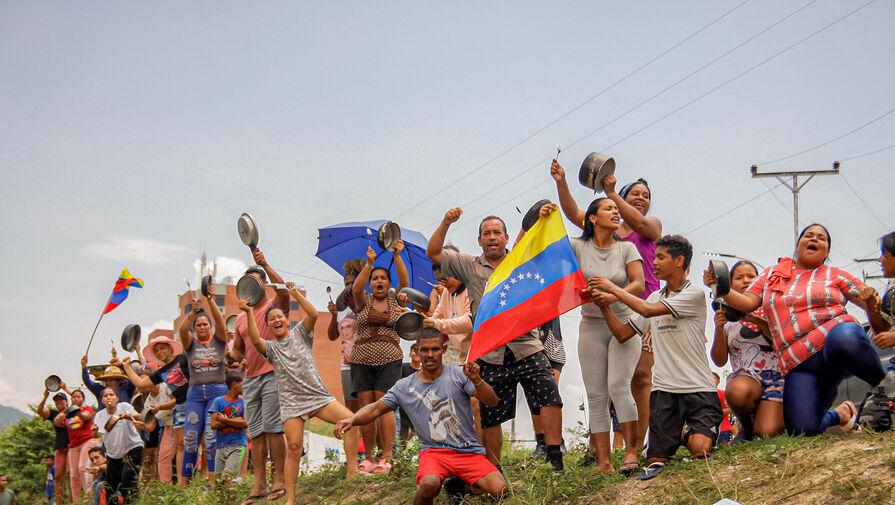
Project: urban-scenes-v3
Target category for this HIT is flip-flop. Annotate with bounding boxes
[358,459,378,473]
[841,400,859,432]
[618,461,640,476]
[240,494,266,505]
[265,488,286,501]
[371,460,392,474]
[636,462,665,480]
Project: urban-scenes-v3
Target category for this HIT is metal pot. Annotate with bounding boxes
[709,259,731,298]
[395,311,424,341]
[225,314,238,333]
[120,324,141,353]
[711,299,745,322]
[44,375,62,392]
[399,287,431,313]
[335,287,351,312]
[882,284,895,326]
[236,274,265,306]
[578,152,616,193]
[201,275,213,297]
[522,199,552,232]
[377,221,402,252]
[237,212,260,253]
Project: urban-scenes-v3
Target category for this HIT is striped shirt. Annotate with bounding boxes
[747,263,862,374]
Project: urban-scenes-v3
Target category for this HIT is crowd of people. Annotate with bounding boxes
[31,159,895,505]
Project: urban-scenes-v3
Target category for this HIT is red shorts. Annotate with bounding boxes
[416,448,497,485]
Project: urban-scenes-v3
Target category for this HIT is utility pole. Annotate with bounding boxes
[750,162,840,245]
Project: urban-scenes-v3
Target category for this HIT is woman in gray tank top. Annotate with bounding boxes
[177,283,229,484]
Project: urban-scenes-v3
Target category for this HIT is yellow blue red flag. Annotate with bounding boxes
[103,268,144,314]
[467,211,587,362]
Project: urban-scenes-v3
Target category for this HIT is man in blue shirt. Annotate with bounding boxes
[335,328,507,504]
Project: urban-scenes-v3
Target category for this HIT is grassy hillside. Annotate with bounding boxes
[123,430,895,505]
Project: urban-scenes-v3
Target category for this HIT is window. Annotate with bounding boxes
[290,301,299,312]
[184,304,193,315]
[215,296,225,307]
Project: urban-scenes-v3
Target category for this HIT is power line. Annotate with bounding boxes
[685,182,784,235]
[839,141,895,162]
[390,0,754,221]
[839,172,889,231]
[438,0,872,230]
[756,105,895,166]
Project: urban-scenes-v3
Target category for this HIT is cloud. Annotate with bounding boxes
[0,299,11,309]
[190,256,248,286]
[82,236,190,265]
[142,319,174,333]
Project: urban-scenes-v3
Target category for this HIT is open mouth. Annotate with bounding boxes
[271,321,285,331]
[806,244,819,252]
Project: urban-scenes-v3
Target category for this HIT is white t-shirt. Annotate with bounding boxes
[628,281,716,393]
[143,384,174,423]
[94,403,144,459]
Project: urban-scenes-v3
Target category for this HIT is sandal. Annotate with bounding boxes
[265,488,286,501]
[240,495,266,505]
[358,459,378,473]
[636,462,665,480]
[618,461,640,476]
[840,401,859,432]
[371,460,392,474]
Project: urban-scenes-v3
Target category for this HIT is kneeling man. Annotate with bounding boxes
[335,328,507,504]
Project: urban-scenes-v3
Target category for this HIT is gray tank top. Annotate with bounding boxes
[186,337,228,386]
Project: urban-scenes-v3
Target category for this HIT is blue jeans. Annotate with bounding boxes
[182,383,227,477]
[783,322,885,435]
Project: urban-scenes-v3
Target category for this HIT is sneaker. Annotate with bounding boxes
[560,438,567,454]
[443,476,467,504]
[529,441,546,459]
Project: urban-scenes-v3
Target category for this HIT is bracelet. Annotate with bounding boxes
[473,378,483,386]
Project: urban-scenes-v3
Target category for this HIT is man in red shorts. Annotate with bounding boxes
[335,328,507,504]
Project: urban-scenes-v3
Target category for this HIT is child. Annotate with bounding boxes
[44,456,54,505]
[710,261,784,440]
[240,284,359,505]
[590,234,722,480]
[86,447,107,505]
[209,371,247,485]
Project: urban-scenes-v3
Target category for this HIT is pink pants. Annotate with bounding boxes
[68,438,98,500]
[158,424,176,483]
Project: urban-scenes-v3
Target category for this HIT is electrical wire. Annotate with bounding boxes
[839,141,895,162]
[391,0,755,222]
[756,105,895,166]
[839,172,890,230]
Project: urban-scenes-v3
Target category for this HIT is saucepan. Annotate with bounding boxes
[578,152,616,193]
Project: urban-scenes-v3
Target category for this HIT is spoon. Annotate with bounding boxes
[326,285,333,302]
[556,144,561,160]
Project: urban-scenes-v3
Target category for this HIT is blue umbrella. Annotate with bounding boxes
[316,220,437,294]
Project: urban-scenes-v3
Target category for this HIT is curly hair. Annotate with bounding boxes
[343,258,366,277]
[656,234,693,270]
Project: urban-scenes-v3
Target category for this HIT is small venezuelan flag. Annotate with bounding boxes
[103,268,144,314]
[467,211,587,362]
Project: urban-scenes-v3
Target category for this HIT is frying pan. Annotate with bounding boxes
[711,299,745,323]
[335,287,351,311]
[236,275,265,306]
[45,375,62,392]
[226,314,238,333]
[882,284,895,326]
[578,152,616,193]
[709,260,731,298]
[395,311,424,341]
[201,275,213,297]
[237,212,260,259]
[121,324,141,353]
[399,287,431,313]
[377,221,402,252]
[131,393,145,414]
[522,199,552,232]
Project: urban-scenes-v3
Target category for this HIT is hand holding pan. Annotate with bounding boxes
[45,375,62,392]
[377,221,402,252]
[236,275,265,307]
[201,275,213,297]
[237,212,260,260]
[395,311,424,341]
[578,152,616,193]
[399,287,431,313]
[121,324,141,353]
[708,260,731,298]
[522,199,552,232]
[881,284,895,326]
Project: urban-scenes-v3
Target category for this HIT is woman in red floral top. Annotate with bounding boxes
[704,224,886,435]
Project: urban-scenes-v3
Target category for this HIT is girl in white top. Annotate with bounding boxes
[93,388,143,503]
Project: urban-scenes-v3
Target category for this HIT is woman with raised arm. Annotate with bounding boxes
[239,284,359,505]
[551,159,661,448]
[176,283,229,484]
[710,261,783,440]
[350,241,409,473]
[704,224,886,435]
[62,389,96,501]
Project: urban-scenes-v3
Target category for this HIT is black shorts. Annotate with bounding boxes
[646,390,722,459]
[351,360,402,395]
[477,350,562,428]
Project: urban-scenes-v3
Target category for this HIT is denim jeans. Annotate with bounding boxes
[181,383,227,477]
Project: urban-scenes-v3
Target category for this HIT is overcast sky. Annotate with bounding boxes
[1,1,892,435]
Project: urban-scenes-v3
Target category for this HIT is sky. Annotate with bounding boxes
[0,1,892,436]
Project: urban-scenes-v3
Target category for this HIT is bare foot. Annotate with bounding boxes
[596,464,615,473]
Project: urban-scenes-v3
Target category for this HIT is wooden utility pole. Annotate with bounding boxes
[750,162,840,245]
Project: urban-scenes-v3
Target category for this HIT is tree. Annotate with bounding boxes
[0,406,55,500]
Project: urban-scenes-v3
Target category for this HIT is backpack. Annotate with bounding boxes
[857,385,893,432]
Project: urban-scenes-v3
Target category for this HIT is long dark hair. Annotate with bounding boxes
[579,197,610,241]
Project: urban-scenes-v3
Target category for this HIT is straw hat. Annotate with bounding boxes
[142,336,184,366]
[96,365,128,381]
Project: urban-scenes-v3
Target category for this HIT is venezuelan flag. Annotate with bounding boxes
[467,211,587,362]
[103,268,144,314]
